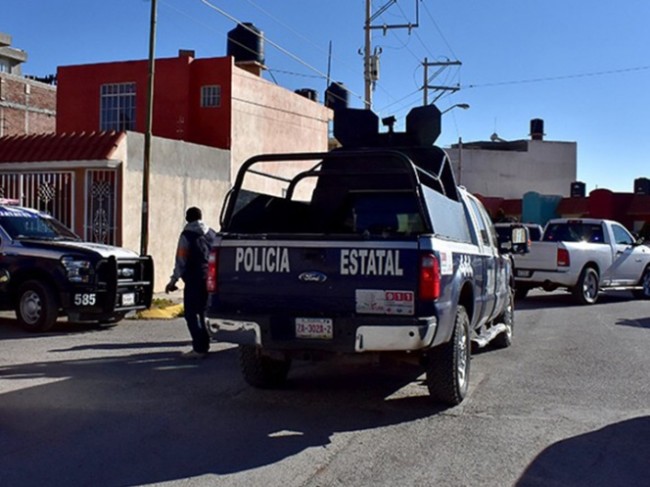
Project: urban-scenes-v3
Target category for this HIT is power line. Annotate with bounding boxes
[466,65,650,89]
[198,0,366,103]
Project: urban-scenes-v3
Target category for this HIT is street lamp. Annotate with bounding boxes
[441,103,470,115]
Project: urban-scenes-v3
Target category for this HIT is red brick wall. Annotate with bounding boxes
[0,73,56,136]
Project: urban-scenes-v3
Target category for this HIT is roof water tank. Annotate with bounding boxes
[634,177,650,195]
[570,181,586,198]
[325,82,349,111]
[227,23,264,64]
[295,88,318,102]
[530,118,544,140]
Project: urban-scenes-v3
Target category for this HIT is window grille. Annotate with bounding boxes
[201,85,221,108]
[100,82,136,131]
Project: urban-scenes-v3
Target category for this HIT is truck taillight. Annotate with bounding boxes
[557,248,570,267]
[207,248,218,293]
[419,253,440,300]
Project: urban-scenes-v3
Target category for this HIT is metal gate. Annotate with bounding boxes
[85,169,118,245]
[0,172,74,228]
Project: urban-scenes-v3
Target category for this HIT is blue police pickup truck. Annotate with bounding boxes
[0,202,154,332]
[206,106,527,405]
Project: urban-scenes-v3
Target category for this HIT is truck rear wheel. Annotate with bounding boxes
[573,267,599,305]
[426,305,471,406]
[633,267,650,299]
[15,280,59,332]
[239,345,291,389]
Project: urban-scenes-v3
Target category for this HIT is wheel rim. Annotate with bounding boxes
[583,272,598,300]
[20,290,42,325]
[643,271,650,297]
[457,325,468,389]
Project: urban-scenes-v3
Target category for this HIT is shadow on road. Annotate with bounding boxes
[0,344,439,486]
[516,416,650,487]
[516,290,636,311]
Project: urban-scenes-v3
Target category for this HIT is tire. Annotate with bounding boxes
[426,305,471,406]
[239,345,291,389]
[514,286,529,300]
[492,292,514,349]
[633,267,650,300]
[573,267,599,305]
[15,280,59,332]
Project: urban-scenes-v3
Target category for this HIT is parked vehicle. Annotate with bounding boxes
[0,202,154,331]
[495,222,543,243]
[205,106,528,406]
[513,218,650,303]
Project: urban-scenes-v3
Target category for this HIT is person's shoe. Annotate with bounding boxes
[180,350,208,359]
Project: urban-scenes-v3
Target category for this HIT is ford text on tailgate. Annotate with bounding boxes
[207,105,527,406]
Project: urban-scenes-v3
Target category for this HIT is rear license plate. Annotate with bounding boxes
[295,318,333,339]
[516,269,531,278]
[122,293,135,306]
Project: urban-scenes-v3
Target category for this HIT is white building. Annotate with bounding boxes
[445,120,577,199]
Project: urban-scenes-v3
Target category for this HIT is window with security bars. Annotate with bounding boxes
[201,85,221,108]
[100,82,136,131]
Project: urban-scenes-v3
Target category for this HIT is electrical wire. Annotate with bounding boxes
[198,0,366,103]
[466,64,650,89]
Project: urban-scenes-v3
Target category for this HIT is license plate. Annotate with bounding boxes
[295,318,333,339]
[122,293,135,306]
[516,269,531,278]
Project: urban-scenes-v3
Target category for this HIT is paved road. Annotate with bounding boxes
[1,290,649,487]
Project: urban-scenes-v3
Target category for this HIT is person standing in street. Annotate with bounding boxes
[165,207,217,358]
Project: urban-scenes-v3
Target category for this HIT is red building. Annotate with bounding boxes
[57,51,233,149]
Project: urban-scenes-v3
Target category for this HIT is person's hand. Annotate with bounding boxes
[165,282,178,293]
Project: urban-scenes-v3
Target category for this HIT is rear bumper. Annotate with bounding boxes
[515,269,575,288]
[207,315,438,353]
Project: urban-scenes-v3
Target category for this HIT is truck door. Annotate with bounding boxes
[606,223,649,284]
[465,196,499,325]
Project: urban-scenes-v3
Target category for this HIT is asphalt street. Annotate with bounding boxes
[0,290,649,487]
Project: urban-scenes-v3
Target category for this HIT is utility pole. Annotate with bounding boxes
[364,0,372,109]
[422,58,462,105]
[363,0,419,111]
[140,0,157,256]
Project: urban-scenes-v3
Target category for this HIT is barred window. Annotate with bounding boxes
[201,85,221,108]
[100,82,136,131]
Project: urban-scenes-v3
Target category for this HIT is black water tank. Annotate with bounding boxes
[227,23,264,64]
[295,88,318,102]
[530,118,544,140]
[325,82,349,111]
[634,177,650,195]
[571,181,586,198]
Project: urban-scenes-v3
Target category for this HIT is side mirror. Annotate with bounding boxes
[497,225,530,254]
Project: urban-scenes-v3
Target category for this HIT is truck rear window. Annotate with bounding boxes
[543,222,605,244]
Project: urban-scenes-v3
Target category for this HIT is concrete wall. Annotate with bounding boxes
[230,66,331,182]
[121,132,231,291]
[446,140,577,199]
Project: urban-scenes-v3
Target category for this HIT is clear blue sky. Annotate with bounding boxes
[4,0,650,193]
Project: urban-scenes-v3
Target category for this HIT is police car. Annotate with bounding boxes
[0,201,153,331]
[206,106,527,405]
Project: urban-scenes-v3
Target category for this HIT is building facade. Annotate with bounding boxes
[445,121,577,199]
[56,52,331,181]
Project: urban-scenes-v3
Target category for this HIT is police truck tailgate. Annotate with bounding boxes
[215,238,421,321]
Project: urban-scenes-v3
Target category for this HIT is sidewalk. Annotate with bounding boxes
[136,289,184,319]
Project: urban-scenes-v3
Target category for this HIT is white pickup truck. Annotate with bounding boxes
[512,218,650,304]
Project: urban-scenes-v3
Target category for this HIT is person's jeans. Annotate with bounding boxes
[183,280,210,353]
